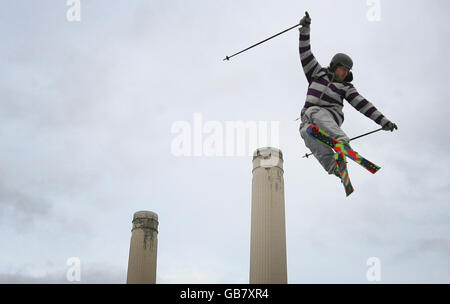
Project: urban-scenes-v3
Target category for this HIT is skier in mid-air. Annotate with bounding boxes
[297,12,398,178]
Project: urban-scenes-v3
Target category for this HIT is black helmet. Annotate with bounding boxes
[329,53,353,82]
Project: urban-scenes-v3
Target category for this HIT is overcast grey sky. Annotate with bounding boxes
[0,0,449,283]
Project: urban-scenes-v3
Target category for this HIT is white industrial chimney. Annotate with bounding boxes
[126,211,159,284]
[250,147,287,284]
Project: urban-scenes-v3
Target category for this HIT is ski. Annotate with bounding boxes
[306,124,381,174]
[334,151,354,196]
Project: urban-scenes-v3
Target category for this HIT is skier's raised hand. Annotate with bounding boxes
[382,121,398,132]
[299,11,311,27]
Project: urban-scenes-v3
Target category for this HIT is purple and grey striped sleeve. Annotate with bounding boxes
[345,84,390,127]
[299,27,322,83]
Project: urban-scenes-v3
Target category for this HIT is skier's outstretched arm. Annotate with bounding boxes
[345,85,397,131]
[299,12,322,83]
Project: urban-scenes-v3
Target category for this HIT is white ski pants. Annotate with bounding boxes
[299,106,350,174]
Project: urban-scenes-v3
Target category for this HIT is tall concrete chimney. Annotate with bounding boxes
[250,147,287,284]
[126,211,159,284]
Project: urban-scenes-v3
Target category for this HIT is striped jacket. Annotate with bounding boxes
[299,26,390,127]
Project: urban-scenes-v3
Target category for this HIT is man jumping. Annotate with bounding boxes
[297,12,398,178]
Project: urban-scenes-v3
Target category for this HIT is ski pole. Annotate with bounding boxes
[223,12,310,61]
[302,127,383,158]
[348,127,383,142]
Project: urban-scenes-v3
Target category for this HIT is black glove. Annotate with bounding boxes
[299,11,311,27]
[382,121,398,132]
